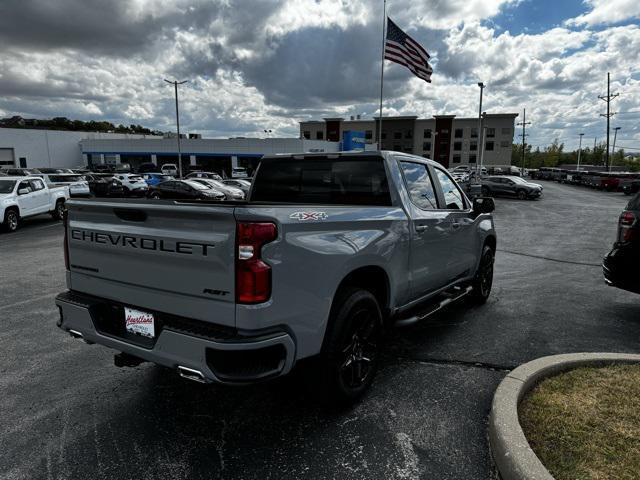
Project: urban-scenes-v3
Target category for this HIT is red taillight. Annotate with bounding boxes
[619,211,637,243]
[620,211,635,226]
[63,209,70,270]
[236,222,277,304]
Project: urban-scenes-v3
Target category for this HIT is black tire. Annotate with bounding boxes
[3,208,19,232]
[481,186,491,196]
[51,200,66,221]
[469,245,494,304]
[149,191,161,199]
[314,288,383,405]
[516,189,527,200]
[123,186,131,196]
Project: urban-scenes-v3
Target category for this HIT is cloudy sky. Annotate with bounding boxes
[0,0,639,150]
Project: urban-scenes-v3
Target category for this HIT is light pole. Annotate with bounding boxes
[576,133,584,171]
[477,82,485,176]
[610,127,621,171]
[164,79,188,178]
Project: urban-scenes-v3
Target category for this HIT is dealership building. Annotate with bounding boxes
[0,127,339,176]
[300,113,519,168]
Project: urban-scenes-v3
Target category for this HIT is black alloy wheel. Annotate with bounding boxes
[314,288,383,404]
[470,246,494,304]
[53,201,66,220]
[339,306,380,391]
[4,209,19,232]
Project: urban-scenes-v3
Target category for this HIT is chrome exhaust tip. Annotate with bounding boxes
[177,366,206,383]
[68,329,83,339]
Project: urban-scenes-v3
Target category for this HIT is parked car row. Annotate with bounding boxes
[530,167,640,194]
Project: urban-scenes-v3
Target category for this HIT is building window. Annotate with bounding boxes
[394,131,402,140]
[502,127,511,135]
[381,132,387,140]
[316,131,324,140]
[486,141,495,151]
[453,142,462,151]
[470,141,478,151]
[424,129,432,139]
[453,154,461,163]
[423,142,431,151]
[365,130,373,140]
[471,128,478,138]
[454,128,463,138]
[404,130,413,139]
[486,128,495,138]
[500,140,511,148]
[469,154,477,163]
[303,131,310,139]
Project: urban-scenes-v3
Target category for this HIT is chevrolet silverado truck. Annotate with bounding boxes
[55,152,496,402]
[1,176,68,232]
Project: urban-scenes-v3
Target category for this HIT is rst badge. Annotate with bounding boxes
[289,211,328,221]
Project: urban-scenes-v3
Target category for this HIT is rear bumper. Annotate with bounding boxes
[55,290,296,383]
[603,246,640,294]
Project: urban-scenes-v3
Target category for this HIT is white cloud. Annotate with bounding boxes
[566,0,640,26]
[387,0,519,30]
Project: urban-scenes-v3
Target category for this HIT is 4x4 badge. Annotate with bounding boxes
[289,211,328,221]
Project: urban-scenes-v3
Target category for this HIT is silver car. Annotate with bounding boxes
[191,178,245,200]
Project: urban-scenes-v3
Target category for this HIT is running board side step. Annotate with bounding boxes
[394,285,473,328]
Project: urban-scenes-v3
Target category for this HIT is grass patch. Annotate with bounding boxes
[519,364,640,480]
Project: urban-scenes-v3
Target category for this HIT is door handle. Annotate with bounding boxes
[451,222,461,229]
[415,224,428,232]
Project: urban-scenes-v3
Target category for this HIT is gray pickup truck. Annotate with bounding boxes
[56,152,496,402]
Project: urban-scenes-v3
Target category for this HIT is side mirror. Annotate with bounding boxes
[18,188,30,195]
[473,197,495,214]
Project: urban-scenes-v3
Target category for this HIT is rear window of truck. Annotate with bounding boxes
[251,157,391,206]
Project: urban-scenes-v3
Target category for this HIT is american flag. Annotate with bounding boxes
[384,18,432,83]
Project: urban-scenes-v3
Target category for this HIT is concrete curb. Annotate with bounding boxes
[489,352,640,480]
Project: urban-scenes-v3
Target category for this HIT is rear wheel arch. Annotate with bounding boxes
[331,266,391,319]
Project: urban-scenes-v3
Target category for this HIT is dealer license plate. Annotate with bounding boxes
[125,307,155,338]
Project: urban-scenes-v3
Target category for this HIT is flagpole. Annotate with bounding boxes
[378,0,386,149]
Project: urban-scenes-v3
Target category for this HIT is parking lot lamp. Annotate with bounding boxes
[577,133,584,171]
[477,82,485,176]
[164,79,189,178]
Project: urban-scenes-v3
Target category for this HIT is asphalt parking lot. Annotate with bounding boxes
[1,182,638,480]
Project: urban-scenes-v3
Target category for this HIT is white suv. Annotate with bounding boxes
[161,164,178,176]
[114,174,149,197]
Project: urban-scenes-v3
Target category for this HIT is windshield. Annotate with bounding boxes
[184,180,208,190]
[0,180,17,193]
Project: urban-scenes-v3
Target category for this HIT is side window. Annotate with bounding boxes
[29,179,44,190]
[400,161,438,210]
[434,168,466,210]
[18,180,32,193]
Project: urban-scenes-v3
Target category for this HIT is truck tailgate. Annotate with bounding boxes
[66,199,236,327]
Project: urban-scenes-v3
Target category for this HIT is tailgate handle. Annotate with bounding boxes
[114,208,147,222]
